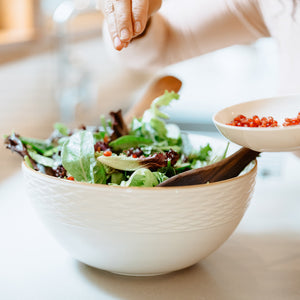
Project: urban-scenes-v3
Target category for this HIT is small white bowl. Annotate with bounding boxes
[213,95,300,152]
[22,134,257,276]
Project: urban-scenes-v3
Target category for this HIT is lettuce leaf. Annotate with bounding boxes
[27,149,56,168]
[61,131,102,183]
[93,161,107,184]
[54,122,69,136]
[109,136,153,152]
[150,90,180,119]
[20,136,56,156]
[121,168,159,187]
[130,91,180,143]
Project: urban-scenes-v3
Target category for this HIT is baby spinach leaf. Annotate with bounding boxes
[110,171,125,185]
[93,161,106,184]
[109,136,153,152]
[61,131,96,183]
[157,160,176,177]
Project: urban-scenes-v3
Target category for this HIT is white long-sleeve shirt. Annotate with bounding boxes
[103,0,300,94]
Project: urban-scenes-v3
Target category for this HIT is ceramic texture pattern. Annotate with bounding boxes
[23,164,257,233]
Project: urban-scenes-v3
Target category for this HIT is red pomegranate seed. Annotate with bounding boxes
[103,150,112,156]
[227,114,279,127]
[282,112,300,126]
[228,112,300,127]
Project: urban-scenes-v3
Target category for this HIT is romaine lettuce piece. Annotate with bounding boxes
[27,149,56,168]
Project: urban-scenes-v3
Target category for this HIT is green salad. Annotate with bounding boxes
[4,91,228,187]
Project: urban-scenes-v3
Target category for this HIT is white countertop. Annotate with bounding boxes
[0,152,300,300]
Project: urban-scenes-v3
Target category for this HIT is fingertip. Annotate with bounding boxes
[114,36,123,50]
[120,28,131,42]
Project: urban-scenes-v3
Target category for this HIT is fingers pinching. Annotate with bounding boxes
[102,0,160,50]
[113,0,133,43]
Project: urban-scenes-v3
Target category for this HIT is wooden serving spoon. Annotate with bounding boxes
[124,75,259,187]
[157,147,260,187]
[124,75,182,123]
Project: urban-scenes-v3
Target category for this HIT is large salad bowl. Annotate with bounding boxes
[22,134,257,276]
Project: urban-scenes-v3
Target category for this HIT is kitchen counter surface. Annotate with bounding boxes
[0,151,299,300]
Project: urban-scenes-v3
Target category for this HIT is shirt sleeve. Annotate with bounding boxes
[103,0,270,71]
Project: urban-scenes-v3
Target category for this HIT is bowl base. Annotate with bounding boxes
[111,271,169,277]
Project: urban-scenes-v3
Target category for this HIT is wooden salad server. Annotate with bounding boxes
[124,75,182,124]
[124,75,259,187]
[157,147,260,187]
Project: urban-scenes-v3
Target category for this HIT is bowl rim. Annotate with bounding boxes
[22,159,257,191]
[212,94,300,132]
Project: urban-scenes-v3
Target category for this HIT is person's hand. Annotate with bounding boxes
[99,0,162,51]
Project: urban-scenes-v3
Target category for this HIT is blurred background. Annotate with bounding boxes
[0,0,280,181]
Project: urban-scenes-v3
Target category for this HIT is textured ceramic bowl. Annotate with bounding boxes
[22,135,257,276]
[213,95,300,152]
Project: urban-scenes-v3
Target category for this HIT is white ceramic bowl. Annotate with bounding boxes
[22,135,257,276]
[213,95,300,152]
